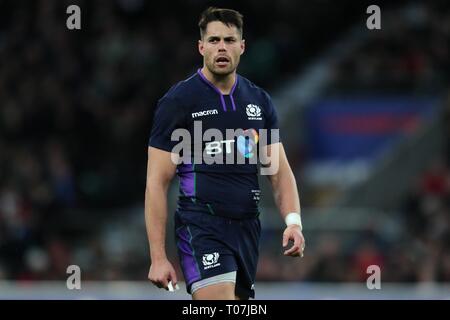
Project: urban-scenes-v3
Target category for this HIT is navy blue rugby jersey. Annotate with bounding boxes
[149,69,280,218]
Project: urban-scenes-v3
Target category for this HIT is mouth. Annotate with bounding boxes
[215,56,230,67]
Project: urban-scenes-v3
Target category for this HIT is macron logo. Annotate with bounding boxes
[192,109,218,119]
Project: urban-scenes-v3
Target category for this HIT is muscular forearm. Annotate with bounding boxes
[270,167,301,220]
[145,182,170,261]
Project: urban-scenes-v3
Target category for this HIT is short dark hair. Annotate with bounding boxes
[198,7,244,39]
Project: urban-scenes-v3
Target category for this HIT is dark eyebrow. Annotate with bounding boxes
[206,35,238,42]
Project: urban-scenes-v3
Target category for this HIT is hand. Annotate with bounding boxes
[282,225,306,257]
[148,258,178,290]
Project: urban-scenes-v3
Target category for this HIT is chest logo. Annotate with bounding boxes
[192,109,218,119]
[246,104,262,120]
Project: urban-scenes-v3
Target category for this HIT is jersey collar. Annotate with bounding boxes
[197,68,238,112]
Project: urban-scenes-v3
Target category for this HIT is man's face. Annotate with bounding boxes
[199,21,245,76]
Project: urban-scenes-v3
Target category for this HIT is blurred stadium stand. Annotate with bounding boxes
[0,0,449,298]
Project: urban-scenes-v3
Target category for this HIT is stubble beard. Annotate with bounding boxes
[206,58,238,78]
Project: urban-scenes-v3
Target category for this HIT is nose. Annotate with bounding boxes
[218,39,226,51]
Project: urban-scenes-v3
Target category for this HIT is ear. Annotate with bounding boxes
[240,39,246,55]
[198,39,204,56]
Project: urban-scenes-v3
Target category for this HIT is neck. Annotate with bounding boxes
[201,67,236,95]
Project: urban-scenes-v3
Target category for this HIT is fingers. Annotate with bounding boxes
[148,267,179,291]
[149,277,169,289]
[148,271,170,289]
[161,279,171,290]
[282,232,289,247]
[169,269,178,286]
[167,269,179,291]
[283,234,306,257]
[284,243,300,256]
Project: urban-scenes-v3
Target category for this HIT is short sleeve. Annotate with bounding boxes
[148,96,186,152]
[263,91,280,145]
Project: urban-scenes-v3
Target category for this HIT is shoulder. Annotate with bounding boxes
[159,72,200,104]
[237,74,273,103]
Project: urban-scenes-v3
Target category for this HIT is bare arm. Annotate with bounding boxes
[145,146,178,288]
[265,143,301,220]
[263,143,305,257]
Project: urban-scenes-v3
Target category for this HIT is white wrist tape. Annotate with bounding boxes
[285,212,302,230]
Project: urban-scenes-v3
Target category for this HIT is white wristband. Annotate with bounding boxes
[285,212,302,230]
